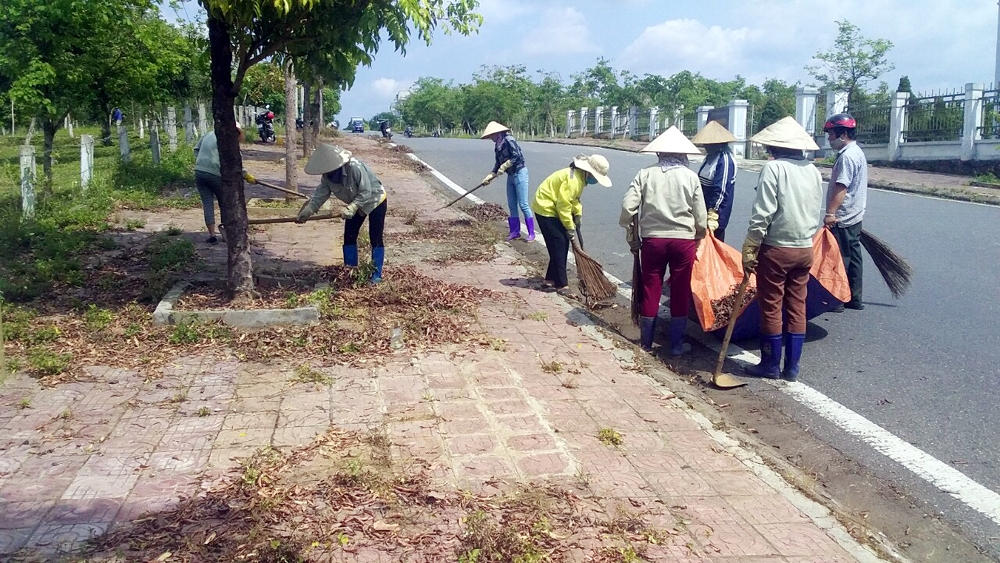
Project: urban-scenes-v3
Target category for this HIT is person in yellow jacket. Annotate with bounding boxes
[530,154,612,290]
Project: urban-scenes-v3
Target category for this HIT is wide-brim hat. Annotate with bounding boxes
[304,143,352,175]
[640,126,701,155]
[573,154,612,187]
[750,116,820,151]
[691,120,736,145]
[480,121,510,139]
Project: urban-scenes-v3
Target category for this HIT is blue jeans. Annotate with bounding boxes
[506,167,532,219]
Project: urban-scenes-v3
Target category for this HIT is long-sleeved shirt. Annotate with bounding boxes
[193,131,221,177]
[531,167,585,231]
[299,158,386,218]
[493,132,525,175]
[620,164,707,240]
[697,147,736,211]
[746,158,823,248]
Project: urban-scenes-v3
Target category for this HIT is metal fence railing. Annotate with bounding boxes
[980,89,1000,139]
[902,91,964,142]
[848,104,891,145]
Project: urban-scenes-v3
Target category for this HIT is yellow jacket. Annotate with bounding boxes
[530,167,585,231]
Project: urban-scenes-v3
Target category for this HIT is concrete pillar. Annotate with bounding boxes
[580,107,588,137]
[696,106,714,131]
[826,91,849,119]
[727,100,749,158]
[199,103,208,133]
[594,106,604,136]
[150,126,161,165]
[20,146,35,219]
[184,104,195,145]
[566,110,574,137]
[796,86,820,134]
[628,106,638,139]
[889,91,909,162]
[138,117,144,139]
[962,83,985,161]
[81,135,94,190]
[166,106,177,151]
[649,107,659,139]
[674,106,684,133]
[610,106,619,138]
[118,125,131,163]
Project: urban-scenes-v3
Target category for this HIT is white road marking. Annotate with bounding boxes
[413,151,1000,527]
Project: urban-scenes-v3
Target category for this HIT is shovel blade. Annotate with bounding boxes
[712,372,746,389]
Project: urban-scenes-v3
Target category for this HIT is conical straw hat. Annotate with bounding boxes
[691,120,736,145]
[572,154,612,187]
[480,121,510,138]
[640,126,701,155]
[304,143,352,175]
[750,116,820,151]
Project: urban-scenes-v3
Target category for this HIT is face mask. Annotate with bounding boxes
[586,176,598,185]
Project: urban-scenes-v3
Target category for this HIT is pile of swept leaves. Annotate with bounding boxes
[2,264,505,385]
[57,428,676,563]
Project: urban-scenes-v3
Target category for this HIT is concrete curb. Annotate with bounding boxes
[152,281,320,328]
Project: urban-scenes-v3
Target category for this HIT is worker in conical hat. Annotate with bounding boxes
[481,121,534,241]
[620,126,706,354]
[692,121,738,241]
[741,117,823,382]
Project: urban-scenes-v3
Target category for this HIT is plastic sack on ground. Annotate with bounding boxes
[689,231,757,333]
[691,229,850,342]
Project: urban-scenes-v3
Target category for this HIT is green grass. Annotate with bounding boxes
[0,126,198,304]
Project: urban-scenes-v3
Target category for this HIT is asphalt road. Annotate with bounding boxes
[397,135,1000,553]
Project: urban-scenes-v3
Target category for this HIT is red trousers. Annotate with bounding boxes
[756,245,812,335]
[639,238,697,318]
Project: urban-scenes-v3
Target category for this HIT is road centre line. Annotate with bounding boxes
[412,152,1000,526]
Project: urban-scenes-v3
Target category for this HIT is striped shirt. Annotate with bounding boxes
[493,132,525,175]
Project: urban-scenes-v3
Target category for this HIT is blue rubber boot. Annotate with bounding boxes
[782,333,805,382]
[746,334,782,379]
[370,247,385,284]
[343,245,358,268]
[639,316,656,351]
[668,317,691,356]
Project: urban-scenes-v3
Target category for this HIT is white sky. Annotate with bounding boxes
[167,0,1000,121]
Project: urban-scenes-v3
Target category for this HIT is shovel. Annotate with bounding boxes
[438,159,512,210]
[711,273,750,389]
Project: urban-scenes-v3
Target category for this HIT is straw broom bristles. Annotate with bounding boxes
[571,239,617,303]
[859,229,913,298]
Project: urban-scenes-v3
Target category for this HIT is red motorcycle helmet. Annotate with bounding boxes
[266,111,275,120]
[823,113,857,132]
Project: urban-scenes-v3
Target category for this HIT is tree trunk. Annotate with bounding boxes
[284,60,298,196]
[308,78,322,156]
[302,82,313,158]
[42,119,58,192]
[207,15,255,300]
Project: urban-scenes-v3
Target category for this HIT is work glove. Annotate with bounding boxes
[741,239,761,273]
[243,172,256,184]
[707,209,719,233]
[567,228,576,242]
[481,172,496,185]
[497,159,513,174]
[341,202,360,220]
[573,215,582,230]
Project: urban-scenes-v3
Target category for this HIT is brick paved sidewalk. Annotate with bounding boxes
[0,137,890,561]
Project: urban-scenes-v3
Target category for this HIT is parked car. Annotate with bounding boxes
[350,117,365,133]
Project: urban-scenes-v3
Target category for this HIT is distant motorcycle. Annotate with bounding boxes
[255,110,276,143]
[379,121,392,140]
[404,126,412,138]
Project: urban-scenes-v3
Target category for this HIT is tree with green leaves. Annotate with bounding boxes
[198,0,481,298]
[805,20,894,108]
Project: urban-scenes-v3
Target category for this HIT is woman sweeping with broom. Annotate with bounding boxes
[530,154,612,294]
[620,127,707,355]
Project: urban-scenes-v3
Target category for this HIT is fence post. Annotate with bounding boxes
[166,107,177,151]
[962,82,984,161]
[150,126,161,165]
[118,125,131,163]
[627,106,637,139]
[888,91,909,162]
[594,107,604,137]
[199,103,208,133]
[184,104,195,145]
[139,117,145,139]
[727,100,749,158]
[674,106,684,133]
[696,106,713,132]
[649,108,659,139]
[81,134,94,190]
[580,107,588,137]
[66,114,74,138]
[20,146,36,219]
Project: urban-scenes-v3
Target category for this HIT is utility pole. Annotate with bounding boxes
[996,0,1000,87]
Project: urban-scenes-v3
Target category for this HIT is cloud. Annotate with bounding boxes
[619,19,766,79]
[371,77,410,99]
[520,7,600,56]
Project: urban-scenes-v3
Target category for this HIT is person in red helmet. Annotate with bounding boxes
[823,112,868,311]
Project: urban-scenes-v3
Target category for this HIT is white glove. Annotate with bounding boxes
[341,202,360,220]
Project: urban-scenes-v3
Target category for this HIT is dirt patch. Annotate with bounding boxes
[59,428,688,563]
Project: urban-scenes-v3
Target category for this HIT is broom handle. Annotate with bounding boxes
[439,178,491,209]
[712,273,752,379]
[248,213,338,225]
[252,178,309,199]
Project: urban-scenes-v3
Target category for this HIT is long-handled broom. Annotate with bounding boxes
[859,229,913,298]
[629,216,642,326]
[570,239,617,304]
